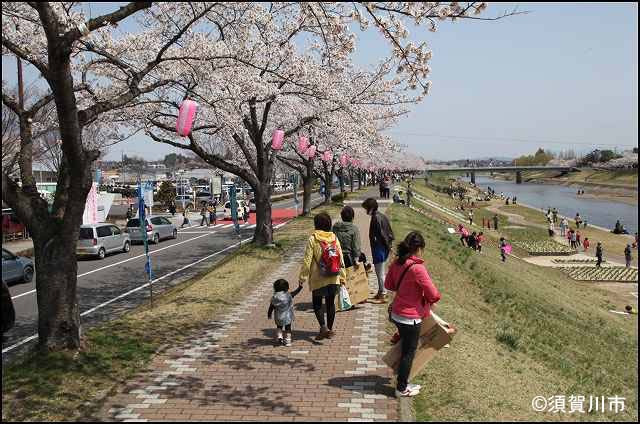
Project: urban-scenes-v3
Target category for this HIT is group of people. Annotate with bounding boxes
[267,197,445,398]
[378,176,392,199]
[612,220,630,235]
[457,224,484,253]
[199,202,218,227]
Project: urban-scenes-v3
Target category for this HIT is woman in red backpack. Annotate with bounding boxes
[299,213,347,340]
[385,231,441,398]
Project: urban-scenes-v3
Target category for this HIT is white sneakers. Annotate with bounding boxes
[395,387,420,398]
[276,329,292,347]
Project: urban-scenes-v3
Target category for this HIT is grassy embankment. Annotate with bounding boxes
[497,169,638,190]
[386,203,638,422]
[1,204,341,422]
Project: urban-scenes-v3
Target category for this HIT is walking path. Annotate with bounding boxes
[100,189,401,422]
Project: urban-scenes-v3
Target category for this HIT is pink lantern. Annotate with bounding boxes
[350,158,358,167]
[305,145,316,159]
[176,99,198,137]
[322,150,333,162]
[297,136,310,154]
[272,129,285,150]
[340,154,349,167]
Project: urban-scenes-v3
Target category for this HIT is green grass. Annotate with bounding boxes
[386,204,637,422]
[2,205,341,422]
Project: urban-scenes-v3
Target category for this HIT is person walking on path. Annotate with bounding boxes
[493,214,499,231]
[559,217,568,237]
[576,230,582,247]
[298,212,347,340]
[208,203,216,226]
[384,231,441,398]
[548,221,555,237]
[200,206,209,227]
[406,187,413,208]
[476,232,484,253]
[583,237,590,252]
[575,212,582,229]
[596,242,604,268]
[571,230,578,250]
[169,202,176,217]
[180,210,190,228]
[500,237,508,262]
[332,206,362,269]
[362,198,394,301]
[267,279,303,347]
[468,210,473,226]
[552,208,558,224]
[624,244,633,268]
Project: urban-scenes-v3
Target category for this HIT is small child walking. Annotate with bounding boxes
[500,237,507,262]
[267,279,303,346]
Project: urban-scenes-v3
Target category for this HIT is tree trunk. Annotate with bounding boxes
[253,182,273,245]
[350,169,354,192]
[358,170,362,190]
[33,229,82,350]
[339,169,345,194]
[301,161,314,216]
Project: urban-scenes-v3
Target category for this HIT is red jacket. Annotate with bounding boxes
[384,256,441,320]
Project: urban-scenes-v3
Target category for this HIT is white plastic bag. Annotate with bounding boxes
[339,285,352,310]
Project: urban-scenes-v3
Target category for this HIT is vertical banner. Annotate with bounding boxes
[137,182,153,305]
[230,185,240,235]
[82,182,98,224]
[293,173,299,216]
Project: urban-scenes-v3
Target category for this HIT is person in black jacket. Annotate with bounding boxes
[2,279,16,338]
[362,198,394,301]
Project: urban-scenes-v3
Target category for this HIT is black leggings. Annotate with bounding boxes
[277,324,292,332]
[312,285,338,330]
[394,320,421,392]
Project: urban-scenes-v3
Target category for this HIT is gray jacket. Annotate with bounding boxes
[268,286,302,327]
[332,221,361,266]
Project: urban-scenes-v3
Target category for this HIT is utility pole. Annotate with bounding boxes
[122,150,126,186]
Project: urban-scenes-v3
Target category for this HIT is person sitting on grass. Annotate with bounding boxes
[268,279,303,347]
[625,305,638,315]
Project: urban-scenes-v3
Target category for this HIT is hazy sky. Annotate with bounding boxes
[3,3,637,161]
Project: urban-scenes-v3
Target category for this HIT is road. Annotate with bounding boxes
[2,194,324,361]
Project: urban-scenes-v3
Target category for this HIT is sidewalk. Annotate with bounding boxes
[101,191,401,422]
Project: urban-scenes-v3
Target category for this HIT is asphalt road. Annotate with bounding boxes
[2,194,324,361]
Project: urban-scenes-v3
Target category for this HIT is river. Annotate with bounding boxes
[464,175,638,234]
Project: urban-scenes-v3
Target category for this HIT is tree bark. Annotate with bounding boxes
[253,182,273,245]
[323,167,333,203]
[301,163,314,216]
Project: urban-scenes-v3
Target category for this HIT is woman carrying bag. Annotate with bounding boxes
[384,231,441,398]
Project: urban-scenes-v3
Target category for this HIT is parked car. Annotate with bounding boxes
[223,200,249,220]
[2,278,15,335]
[126,216,177,244]
[77,223,131,260]
[195,190,213,207]
[2,248,34,284]
[175,194,194,210]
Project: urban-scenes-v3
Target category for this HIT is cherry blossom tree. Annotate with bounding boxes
[1,2,222,351]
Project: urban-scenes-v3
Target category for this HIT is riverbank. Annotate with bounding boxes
[386,202,637,421]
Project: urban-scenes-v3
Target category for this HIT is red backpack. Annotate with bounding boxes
[318,240,341,276]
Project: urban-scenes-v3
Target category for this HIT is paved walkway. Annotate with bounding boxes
[101,190,400,422]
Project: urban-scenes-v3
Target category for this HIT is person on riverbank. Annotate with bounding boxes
[500,237,508,262]
[493,214,499,231]
[468,210,474,226]
[633,233,638,249]
[624,244,633,268]
[476,232,484,253]
[299,212,347,340]
[267,279,303,346]
[458,224,468,247]
[332,206,361,269]
[575,212,582,229]
[362,198,394,301]
[583,237,590,252]
[505,197,510,206]
[552,208,558,224]
[512,196,517,205]
[559,218,568,237]
[548,221,555,237]
[384,231,441,398]
[571,230,578,249]
[595,242,604,268]
[576,230,582,247]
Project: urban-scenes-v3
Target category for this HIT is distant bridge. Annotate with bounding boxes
[423,166,580,184]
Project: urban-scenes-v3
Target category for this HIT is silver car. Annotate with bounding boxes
[126,216,177,244]
[2,248,34,284]
[77,223,131,259]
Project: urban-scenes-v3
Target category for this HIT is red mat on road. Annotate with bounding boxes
[221,208,298,225]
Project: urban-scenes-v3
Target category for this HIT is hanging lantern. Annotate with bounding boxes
[305,145,316,159]
[297,136,310,154]
[176,99,198,137]
[340,154,349,167]
[350,158,359,167]
[271,129,285,150]
[322,150,333,162]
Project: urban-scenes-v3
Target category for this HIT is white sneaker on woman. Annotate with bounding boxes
[407,383,422,391]
[395,387,420,398]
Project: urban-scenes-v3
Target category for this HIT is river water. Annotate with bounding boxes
[463,175,638,234]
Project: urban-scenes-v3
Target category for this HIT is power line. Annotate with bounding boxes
[386,131,637,148]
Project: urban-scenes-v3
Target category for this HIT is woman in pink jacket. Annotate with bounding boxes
[384,231,441,398]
